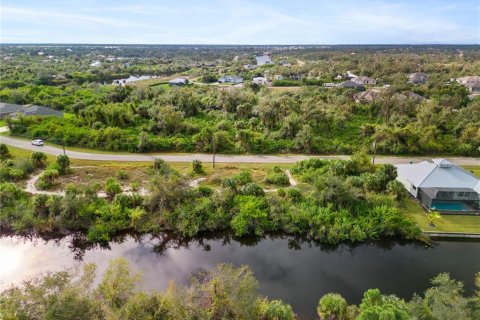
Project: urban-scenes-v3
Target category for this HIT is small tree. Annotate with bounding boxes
[0,144,10,160]
[31,152,47,168]
[105,177,121,200]
[153,158,171,176]
[317,293,348,320]
[56,154,70,175]
[192,159,204,174]
[427,211,442,228]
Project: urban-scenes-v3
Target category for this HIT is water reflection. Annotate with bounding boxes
[0,233,479,319]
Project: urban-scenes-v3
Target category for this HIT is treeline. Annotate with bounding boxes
[0,150,420,244]
[1,259,479,319]
[5,83,480,156]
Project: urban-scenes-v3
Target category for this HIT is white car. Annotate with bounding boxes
[31,139,44,146]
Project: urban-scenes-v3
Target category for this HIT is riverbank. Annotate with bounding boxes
[1,234,479,319]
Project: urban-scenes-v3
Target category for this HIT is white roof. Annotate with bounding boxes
[395,159,479,189]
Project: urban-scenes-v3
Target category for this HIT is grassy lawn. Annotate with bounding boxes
[401,198,480,234]
[463,165,480,177]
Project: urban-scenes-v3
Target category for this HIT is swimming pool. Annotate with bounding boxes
[430,201,471,211]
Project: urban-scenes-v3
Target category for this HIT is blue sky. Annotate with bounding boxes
[1,0,479,44]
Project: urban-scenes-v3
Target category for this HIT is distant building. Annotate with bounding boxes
[256,55,273,66]
[338,80,365,91]
[355,89,381,103]
[90,61,101,67]
[0,103,64,119]
[252,77,268,85]
[351,76,376,85]
[395,159,480,214]
[243,64,256,70]
[408,72,427,84]
[218,75,243,84]
[464,81,480,94]
[345,71,358,79]
[323,83,336,88]
[273,75,284,80]
[168,78,188,86]
[394,91,426,103]
[456,76,480,85]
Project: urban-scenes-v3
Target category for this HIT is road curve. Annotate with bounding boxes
[1,135,479,165]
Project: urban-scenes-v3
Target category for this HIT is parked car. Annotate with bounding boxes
[31,139,44,146]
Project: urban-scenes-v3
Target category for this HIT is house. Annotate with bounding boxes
[168,78,188,86]
[456,76,480,85]
[243,64,256,70]
[90,61,101,67]
[394,91,426,103]
[351,76,376,85]
[354,89,381,103]
[338,81,365,91]
[464,81,480,94]
[345,71,358,79]
[252,77,268,85]
[256,55,273,66]
[218,75,243,84]
[408,72,427,84]
[0,103,64,119]
[273,75,284,80]
[323,83,336,88]
[395,159,480,214]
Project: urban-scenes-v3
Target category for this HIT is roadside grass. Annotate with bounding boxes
[401,198,480,234]
[0,120,6,126]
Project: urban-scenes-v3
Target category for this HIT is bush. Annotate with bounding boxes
[56,154,70,175]
[31,152,47,168]
[37,169,59,190]
[192,159,204,174]
[286,188,302,202]
[265,172,290,186]
[317,293,348,320]
[387,180,408,200]
[240,183,265,196]
[153,158,171,176]
[0,144,11,160]
[105,177,121,200]
[117,170,129,180]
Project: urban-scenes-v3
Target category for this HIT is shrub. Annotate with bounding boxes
[153,158,171,176]
[286,188,302,202]
[31,152,47,168]
[56,154,70,175]
[37,169,59,190]
[240,183,265,196]
[387,180,408,200]
[117,170,129,180]
[192,159,204,174]
[0,144,10,160]
[265,172,290,186]
[105,177,122,200]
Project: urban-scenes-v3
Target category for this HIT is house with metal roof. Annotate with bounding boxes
[256,55,273,66]
[0,103,64,119]
[395,159,480,214]
[408,72,427,84]
[218,75,243,84]
[338,80,365,91]
[168,78,188,86]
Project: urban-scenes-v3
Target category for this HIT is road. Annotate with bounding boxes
[1,135,479,165]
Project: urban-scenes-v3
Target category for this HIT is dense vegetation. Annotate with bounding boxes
[0,149,420,244]
[1,259,478,320]
[1,45,479,156]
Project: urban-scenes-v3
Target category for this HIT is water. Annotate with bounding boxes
[1,234,479,319]
[111,75,158,85]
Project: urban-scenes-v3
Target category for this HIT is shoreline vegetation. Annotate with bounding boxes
[1,144,423,246]
[1,258,479,320]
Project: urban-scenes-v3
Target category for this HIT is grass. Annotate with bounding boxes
[464,165,480,177]
[401,198,480,234]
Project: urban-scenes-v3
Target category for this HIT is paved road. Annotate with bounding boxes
[1,135,479,165]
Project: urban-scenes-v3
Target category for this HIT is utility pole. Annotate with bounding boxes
[62,131,66,155]
[212,133,216,169]
[372,140,377,165]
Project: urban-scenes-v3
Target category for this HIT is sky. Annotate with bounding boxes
[1,0,479,44]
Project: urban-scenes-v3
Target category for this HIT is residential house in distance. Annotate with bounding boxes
[395,159,480,214]
[456,76,480,85]
[464,81,480,94]
[168,78,188,86]
[243,64,256,70]
[408,72,427,84]
[345,71,358,79]
[394,91,426,103]
[352,76,376,85]
[338,80,365,91]
[218,75,243,84]
[252,77,268,85]
[0,103,64,119]
[256,55,273,66]
[354,89,381,103]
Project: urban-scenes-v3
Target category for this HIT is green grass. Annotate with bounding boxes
[0,120,6,127]
[463,165,480,178]
[401,198,480,233]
